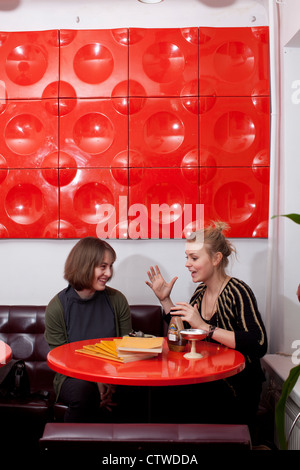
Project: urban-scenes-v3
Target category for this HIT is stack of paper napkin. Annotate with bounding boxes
[76,337,163,363]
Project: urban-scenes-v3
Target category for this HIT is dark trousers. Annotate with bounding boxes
[58,377,149,423]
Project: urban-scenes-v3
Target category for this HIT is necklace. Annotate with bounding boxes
[203,275,229,323]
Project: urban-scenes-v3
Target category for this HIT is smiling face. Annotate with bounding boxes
[91,250,114,292]
[185,244,222,283]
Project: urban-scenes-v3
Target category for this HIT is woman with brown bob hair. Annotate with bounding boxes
[146,221,267,442]
[45,237,132,423]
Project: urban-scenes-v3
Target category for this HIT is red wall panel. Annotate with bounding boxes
[0,27,270,239]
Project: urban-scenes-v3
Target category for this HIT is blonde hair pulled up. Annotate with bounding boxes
[186,220,236,272]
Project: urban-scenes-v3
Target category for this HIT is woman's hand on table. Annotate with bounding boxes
[97,383,117,412]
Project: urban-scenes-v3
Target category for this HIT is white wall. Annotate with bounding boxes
[0,1,271,333]
[269,0,300,355]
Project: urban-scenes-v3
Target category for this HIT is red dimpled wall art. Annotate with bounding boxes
[0,27,270,239]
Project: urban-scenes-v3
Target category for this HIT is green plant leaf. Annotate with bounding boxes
[271,213,300,225]
[275,364,300,450]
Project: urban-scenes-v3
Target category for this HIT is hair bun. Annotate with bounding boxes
[212,220,229,233]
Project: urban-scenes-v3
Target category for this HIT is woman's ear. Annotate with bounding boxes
[213,252,223,267]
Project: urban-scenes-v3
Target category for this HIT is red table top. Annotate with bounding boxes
[47,338,245,386]
[0,340,12,367]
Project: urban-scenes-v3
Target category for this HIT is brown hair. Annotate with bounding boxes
[64,237,116,291]
[187,221,236,273]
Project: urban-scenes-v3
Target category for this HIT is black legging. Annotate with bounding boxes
[58,377,150,423]
[58,377,101,422]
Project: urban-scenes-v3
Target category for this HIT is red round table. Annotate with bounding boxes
[47,338,245,386]
[0,340,12,367]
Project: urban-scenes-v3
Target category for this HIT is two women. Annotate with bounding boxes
[45,221,267,433]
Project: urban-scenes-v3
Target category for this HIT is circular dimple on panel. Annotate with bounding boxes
[43,98,59,116]
[73,182,114,224]
[128,29,145,45]
[181,167,198,184]
[41,153,59,186]
[59,167,77,187]
[5,114,45,155]
[251,27,268,44]
[182,97,198,115]
[181,28,199,45]
[111,153,128,186]
[199,79,216,98]
[0,169,8,185]
[42,80,58,96]
[43,220,59,238]
[0,154,8,168]
[111,97,129,115]
[142,42,185,83]
[199,96,216,114]
[200,148,217,167]
[41,168,58,186]
[252,220,268,237]
[252,166,269,185]
[214,111,255,153]
[59,98,77,116]
[214,182,255,224]
[144,112,184,154]
[42,81,77,116]
[127,80,146,97]
[0,81,8,114]
[60,30,77,47]
[0,32,8,46]
[129,97,146,115]
[47,30,60,48]
[112,80,128,97]
[199,29,215,45]
[129,167,144,186]
[251,96,269,114]
[73,44,114,84]
[5,183,44,224]
[41,151,59,168]
[253,149,268,167]
[111,28,128,46]
[0,223,9,237]
[73,113,114,154]
[129,149,144,168]
[58,220,77,238]
[112,150,128,168]
[214,42,255,82]
[111,167,128,186]
[6,44,47,86]
[59,80,77,99]
[200,166,217,184]
[145,182,184,224]
[181,79,198,98]
[181,149,198,167]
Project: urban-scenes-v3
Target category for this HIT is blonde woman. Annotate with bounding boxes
[146,222,267,437]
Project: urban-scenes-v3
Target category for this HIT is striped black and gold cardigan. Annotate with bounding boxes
[190,277,268,367]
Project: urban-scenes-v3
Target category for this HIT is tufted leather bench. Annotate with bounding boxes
[39,422,252,453]
[0,304,166,448]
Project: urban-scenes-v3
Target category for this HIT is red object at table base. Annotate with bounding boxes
[47,338,245,386]
[0,340,12,367]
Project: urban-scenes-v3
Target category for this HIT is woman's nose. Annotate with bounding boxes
[105,266,112,277]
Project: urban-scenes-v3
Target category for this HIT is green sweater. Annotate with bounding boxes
[44,286,132,398]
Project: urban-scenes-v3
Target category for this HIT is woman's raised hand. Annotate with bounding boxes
[146,265,178,301]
